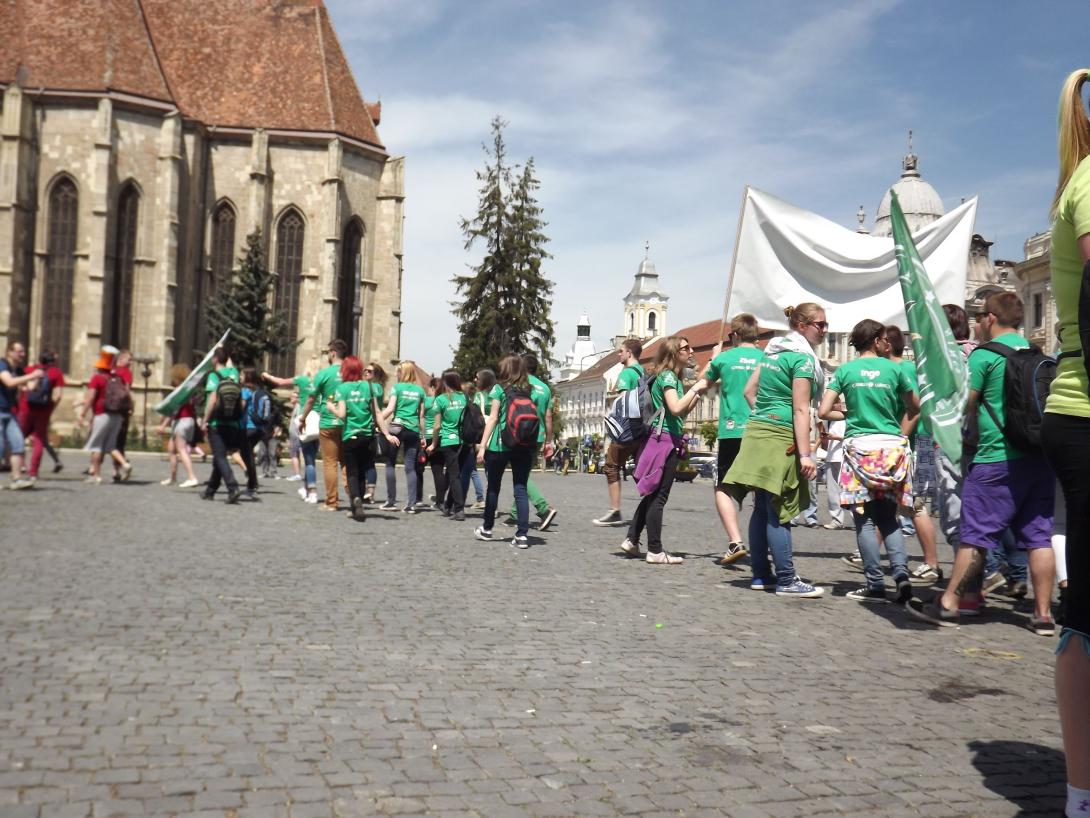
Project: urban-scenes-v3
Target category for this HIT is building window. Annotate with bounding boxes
[210,202,236,295]
[1033,292,1044,330]
[827,333,838,359]
[107,184,139,349]
[337,220,363,351]
[272,209,305,372]
[42,177,78,365]
[648,311,657,335]
[629,311,634,333]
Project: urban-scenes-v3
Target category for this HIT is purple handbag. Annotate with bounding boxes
[633,418,687,495]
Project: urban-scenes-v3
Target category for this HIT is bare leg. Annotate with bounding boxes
[915,508,939,568]
[90,451,104,477]
[608,478,621,512]
[175,433,198,483]
[1058,640,1090,789]
[109,448,130,469]
[1027,547,1055,620]
[166,436,178,481]
[940,545,986,611]
[715,487,743,543]
[10,453,25,480]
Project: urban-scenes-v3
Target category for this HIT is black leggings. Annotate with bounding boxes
[435,444,469,514]
[627,449,679,554]
[1042,413,1090,633]
[342,434,376,505]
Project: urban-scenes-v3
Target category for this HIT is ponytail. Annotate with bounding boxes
[1053,68,1090,219]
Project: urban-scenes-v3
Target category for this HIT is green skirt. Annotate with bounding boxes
[722,419,809,524]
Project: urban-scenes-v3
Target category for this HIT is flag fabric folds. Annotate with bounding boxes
[154,330,231,417]
[890,192,969,467]
[729,187,977,332]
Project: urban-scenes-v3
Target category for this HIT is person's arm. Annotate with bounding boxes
[261,371,295,389]
[662,379,706,417]
[0,367,41,390]
[202,389,217,427]
[544,396,555,452]
[899,390,922,437]
[327,396,347,420]
[381,392,397,422]
[77,385,96,427]
[428,399,443,452]
[743,367,761,410]
[477,399,500,463]
[818,388,843,421]
[299,392,317,426]
[417,399,425,437]
[792,377,817,480]
[374,396,399,445]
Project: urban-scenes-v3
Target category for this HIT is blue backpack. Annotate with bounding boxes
[604,372,658,444]
[25,370,52,407]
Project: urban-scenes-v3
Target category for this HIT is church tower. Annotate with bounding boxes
[558,312,599,381]
[623,244,669,341]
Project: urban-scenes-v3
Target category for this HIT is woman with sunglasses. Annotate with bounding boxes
[620,336,707,564]
[722,303,827,597]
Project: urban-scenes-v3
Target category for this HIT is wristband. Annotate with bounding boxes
[798,452,812,459]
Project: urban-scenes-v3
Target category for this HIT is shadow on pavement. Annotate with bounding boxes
[967,739,1066,815]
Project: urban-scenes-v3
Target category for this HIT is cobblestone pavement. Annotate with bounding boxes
[1,457,1066,817]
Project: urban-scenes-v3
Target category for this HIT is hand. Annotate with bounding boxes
[75,414,86,429]
[386,433,400,448]
[476,444,485,465]
[799,455,817,481]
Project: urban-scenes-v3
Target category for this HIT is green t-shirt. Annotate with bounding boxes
[423,395,438,438]
[292,374,314,411]
[896,359,929,437]
[486,383,509,452]
[650,369,685,436]
[706,347,763,439]
[434,391,467,446]
[1048,154,1090,419]
[970,332,1030,463]
[827,357,913,438]
[334,380,379,439]
[312,363,344,429]
[751,350,815,429]
[616,363,645,391]
[392,382,425,433]
[205,366,240,428]
[527,374,552,444]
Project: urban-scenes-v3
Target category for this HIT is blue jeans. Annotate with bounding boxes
[749,490,796,586]
[459,453,484,502]
[483,448,532,536]
[985,529,1028,583]
[790,475,819,526]
[301,439,319,489]
[0,412,25,459]
[853,500,908,589]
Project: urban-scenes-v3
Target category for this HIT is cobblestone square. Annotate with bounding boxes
[0,461,1065,817]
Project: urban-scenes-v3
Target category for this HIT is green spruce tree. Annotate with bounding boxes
[452,118,556,375]
[205,228,299,366]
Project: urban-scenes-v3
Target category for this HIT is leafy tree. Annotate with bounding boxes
[698,421,718,449]
[452,118,556,375]
[206,228,299,366]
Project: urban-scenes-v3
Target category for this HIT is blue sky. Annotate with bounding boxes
[328,0,1083,374]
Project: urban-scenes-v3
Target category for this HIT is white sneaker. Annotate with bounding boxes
[619,538,642,557]
[160,477,174,486]
[510,536,529,549]
[286,474,303,482]
[179,478,200,489]
[646,551,683,565]
[298,487,308,500]
[474,527,493,541]
[305,492,319,504]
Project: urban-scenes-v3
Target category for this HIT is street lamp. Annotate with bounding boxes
[133,355,159,448]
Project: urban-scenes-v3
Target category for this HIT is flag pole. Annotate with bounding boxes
[718,184,750,347]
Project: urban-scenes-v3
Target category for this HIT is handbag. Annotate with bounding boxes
[633,409,682,495]
[298,410,320,443]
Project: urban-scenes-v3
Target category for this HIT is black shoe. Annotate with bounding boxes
[453,511,466,522]
[538,508,558,532]
[352,497,367,521]
[1003,580,1029,600]
[200,491,215,501]
[846,586,887,603]
[894,578,913,605]
[52,462,63,474]
[226,488,242,504]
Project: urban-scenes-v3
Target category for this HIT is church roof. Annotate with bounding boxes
[624,255,670,304]
[0,0,383,150]
[873,147,943,237]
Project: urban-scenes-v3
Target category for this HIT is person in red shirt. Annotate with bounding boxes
[17,349,65,480]
[76,345,132,484]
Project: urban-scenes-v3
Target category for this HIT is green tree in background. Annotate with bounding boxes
[206,228,299,366]
[452,117,556,376]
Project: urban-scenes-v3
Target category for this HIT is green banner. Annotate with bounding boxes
[154,330,231,417]
[890,191,968,467]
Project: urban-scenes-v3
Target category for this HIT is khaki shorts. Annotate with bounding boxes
[603,441,637,484]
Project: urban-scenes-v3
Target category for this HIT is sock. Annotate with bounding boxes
[1068,784,1090,816]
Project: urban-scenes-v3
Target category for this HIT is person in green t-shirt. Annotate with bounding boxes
[701,313,764,563]
[299,339,347,510]
[261,356,321,499]
[621,336,707,565]
[421,376,443,509]
[594,338,645,528]
[475,355,537,546]
[426,370,469,520]
[199,346,243,503]
[376,361,427,512]
[505,355,558,532]
[819,319,918,603]
[910,292,1055,633]
[363,362,389,502]
[1039,74,1090,804]
[457,369,495,508]
[327,355,398,521]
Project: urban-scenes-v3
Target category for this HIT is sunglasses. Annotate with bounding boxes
[364,368,375,373]
[808,321,829,331]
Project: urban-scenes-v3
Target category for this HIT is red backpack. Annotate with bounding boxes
[500,387,540,448]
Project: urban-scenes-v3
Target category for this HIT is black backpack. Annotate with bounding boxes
[500,387,540,448]
[460,399,485,445]
[976,342,1057,453]
[25,370,51,407]
[213,377,244,421]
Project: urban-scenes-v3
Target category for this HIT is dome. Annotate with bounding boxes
[872,148,944,237]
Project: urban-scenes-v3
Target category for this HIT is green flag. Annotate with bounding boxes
[890,191,968,467]
[154,329,231,417]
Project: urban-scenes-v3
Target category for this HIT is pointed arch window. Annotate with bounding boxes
[210,202,237,295]
[108,184,139,348]
[648,311,657,334]
[337,220,363,351]
[272,209,304,372]
[42,177,78,364]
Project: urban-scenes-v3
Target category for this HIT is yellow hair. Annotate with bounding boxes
[1053,68,1090,219]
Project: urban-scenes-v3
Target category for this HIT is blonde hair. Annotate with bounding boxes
[302,355,322,378]
[783,303,824,330]
[650,336,688,378]
[169,362,191,388]
[1053,69,1090,218]
[397,360,417,383]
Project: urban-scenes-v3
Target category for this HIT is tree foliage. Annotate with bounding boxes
[452,118,556,376]
[205,228,300,366]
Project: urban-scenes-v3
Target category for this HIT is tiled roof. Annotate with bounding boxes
[0,0,383,149]
[561,352,618,387]
[640,319,775,372]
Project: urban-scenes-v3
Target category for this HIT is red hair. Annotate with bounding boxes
[340,355,363,382]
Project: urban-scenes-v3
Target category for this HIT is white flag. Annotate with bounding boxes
[729,187,977,332]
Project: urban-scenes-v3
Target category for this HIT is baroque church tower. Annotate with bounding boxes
[622,244,668,341]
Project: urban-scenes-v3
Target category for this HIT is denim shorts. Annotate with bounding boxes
[960,457,1055,550]
[0,412,26,458]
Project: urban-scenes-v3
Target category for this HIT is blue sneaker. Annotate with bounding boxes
[775,578,824,598]
[750,576,775,591]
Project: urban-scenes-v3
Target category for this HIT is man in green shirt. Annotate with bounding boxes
[506,355,558,531]
[910,293,1055,630]
[299,339,347,511]
[594,338,644,526]
[702,314,764,562]
[199,347,243,504]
